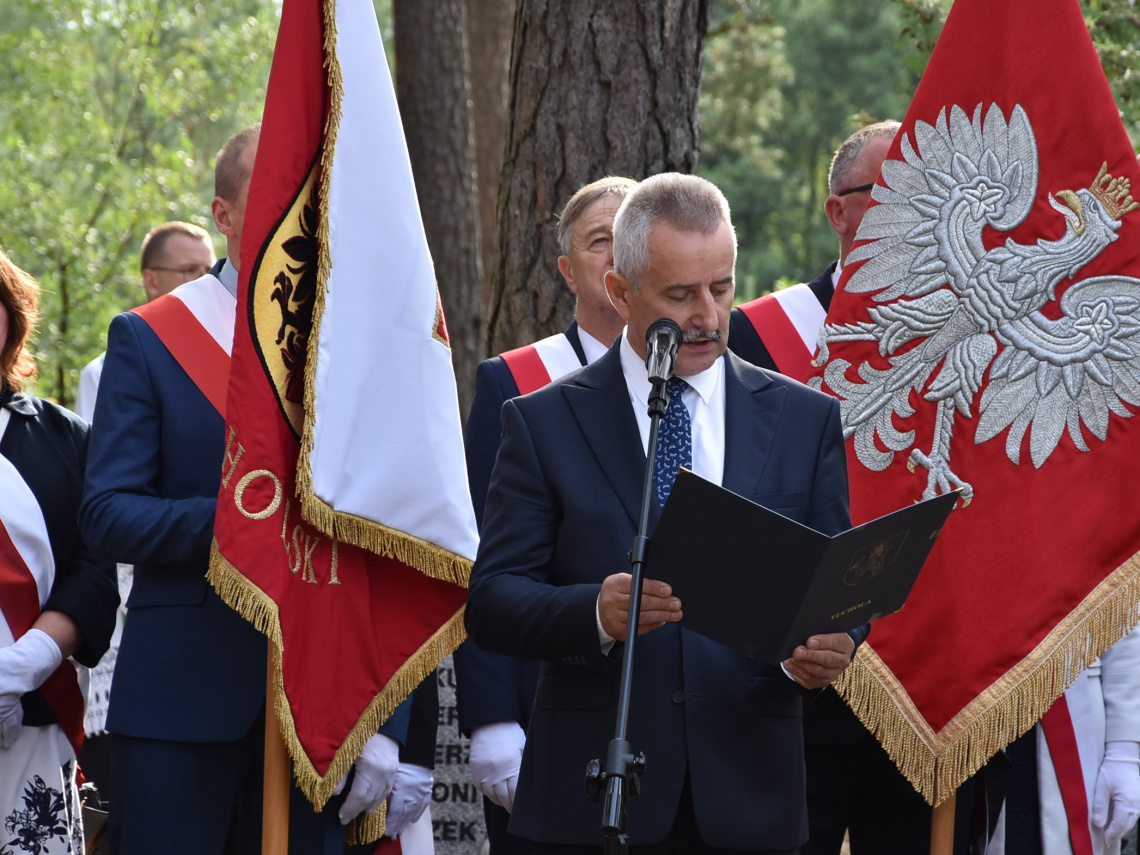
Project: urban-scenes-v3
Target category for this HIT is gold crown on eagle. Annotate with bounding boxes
[1090,162,1140,219]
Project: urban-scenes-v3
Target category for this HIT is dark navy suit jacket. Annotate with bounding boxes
[465,343,852,848]
[728,262,837,370]
[80,261,410,744]
[453,323,588,737]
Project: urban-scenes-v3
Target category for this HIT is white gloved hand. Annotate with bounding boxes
[1092,740,1140,847]
[468,720,526,812]
[0,630,61,751]
[0,704,23,750]
[384,763,433,838]
[0,629,63,697]
[336,733,401,825]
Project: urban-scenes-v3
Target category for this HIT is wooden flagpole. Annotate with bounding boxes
[263,662,290,854]
[929,793,956,855]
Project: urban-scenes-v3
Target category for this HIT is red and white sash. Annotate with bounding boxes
[130,274,235,418]
[0,450,85,754]
[499,332,584,396]
[736,283,827,382]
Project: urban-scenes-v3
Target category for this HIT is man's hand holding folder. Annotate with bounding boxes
[783,633,856,689]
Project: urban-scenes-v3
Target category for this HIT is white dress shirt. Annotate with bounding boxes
[217,258,239,299]
[596,332,728,650]
[618,333,726,488]
[577,326,611,365]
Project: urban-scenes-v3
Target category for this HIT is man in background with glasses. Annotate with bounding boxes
[727,122,900,372]
[76,222,214,419]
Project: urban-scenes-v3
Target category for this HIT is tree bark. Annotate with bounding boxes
[487,0,710,356]
[464,0,515,317]
[394,0,482,417]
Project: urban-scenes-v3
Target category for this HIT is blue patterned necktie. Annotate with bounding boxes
[654,377,692,507]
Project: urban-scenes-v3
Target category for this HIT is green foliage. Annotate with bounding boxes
[1084,0,1140,141]
[0,0,278,406]
[700,0,918,301]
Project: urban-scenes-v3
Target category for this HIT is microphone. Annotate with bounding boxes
[645,318,682,383]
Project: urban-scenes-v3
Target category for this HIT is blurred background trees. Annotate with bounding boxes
[3,0,1137,409]
[0,0,278,406]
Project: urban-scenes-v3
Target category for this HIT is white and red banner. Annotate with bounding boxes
[500,332,584,395]
[737,283,827,381]
[208,0,473,842]
[0,454,84,754]
[811,0,1140,803]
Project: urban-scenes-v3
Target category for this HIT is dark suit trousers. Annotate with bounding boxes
[801,736,931,855]
[110,713,350,855]
[110,719,265,855]
[523,776,799,855]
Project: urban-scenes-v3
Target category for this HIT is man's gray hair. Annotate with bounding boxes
[557,176,638,257]
[612,173,736,290]
[827,120,901,196]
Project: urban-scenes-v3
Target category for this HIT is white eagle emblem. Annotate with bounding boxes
[813,103,1140,505]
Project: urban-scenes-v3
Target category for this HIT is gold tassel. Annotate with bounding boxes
[346,802,388,846]
[835,546,1140,805]
[208,539,468,815]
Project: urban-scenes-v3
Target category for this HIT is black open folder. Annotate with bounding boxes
[646,469,957,664]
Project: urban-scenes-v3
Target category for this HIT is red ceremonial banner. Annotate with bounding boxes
[207,0,468,842]
[812,0,1140,803]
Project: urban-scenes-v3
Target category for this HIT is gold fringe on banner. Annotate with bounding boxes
[208,539,468,843]
[836,545,1140,806]
[292,0,471,588]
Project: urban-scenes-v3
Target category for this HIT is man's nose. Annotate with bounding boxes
[688,289,719,330]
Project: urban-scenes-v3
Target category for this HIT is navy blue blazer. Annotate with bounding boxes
[728,262,837,370]
[79,264,412,744]
[465,343,852,848]
[453,324,588,737]
[79,282,269,743]
[1,389,118,726]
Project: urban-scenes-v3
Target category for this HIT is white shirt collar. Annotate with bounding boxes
[577,326,610,365]
[831,260,843,291]
[618,330,724,409]
[217,258,239,299]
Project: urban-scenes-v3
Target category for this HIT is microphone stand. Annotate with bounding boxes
[585,372,671,854]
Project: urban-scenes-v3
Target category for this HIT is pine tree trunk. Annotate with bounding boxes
[464,0,515,324]
[394,0,483,417]
[486,0,710,355]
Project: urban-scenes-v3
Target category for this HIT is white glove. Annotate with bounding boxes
[384,763,433,838]
[1092,740,1140,847]
[336,733,401,825]
[0,633,60,752]
[468,720,525,812]
[0,704,23,750]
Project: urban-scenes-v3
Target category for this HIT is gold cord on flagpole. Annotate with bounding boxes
[835,544,1140,805]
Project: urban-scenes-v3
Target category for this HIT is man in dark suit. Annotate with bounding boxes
[466,172,860,852]
[728,122,899,373]
[80,125,416,855]
[457,176,635,852]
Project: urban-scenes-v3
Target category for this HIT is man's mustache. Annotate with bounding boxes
[682,328,721,343]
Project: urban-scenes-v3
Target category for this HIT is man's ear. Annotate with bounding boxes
[557,255,577,294]
[605,270,633,322]
[212,196,235,238]
[142,270,160,303]
[824,194,848,238]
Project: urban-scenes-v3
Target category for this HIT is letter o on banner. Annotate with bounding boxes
[235,469,284,520]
